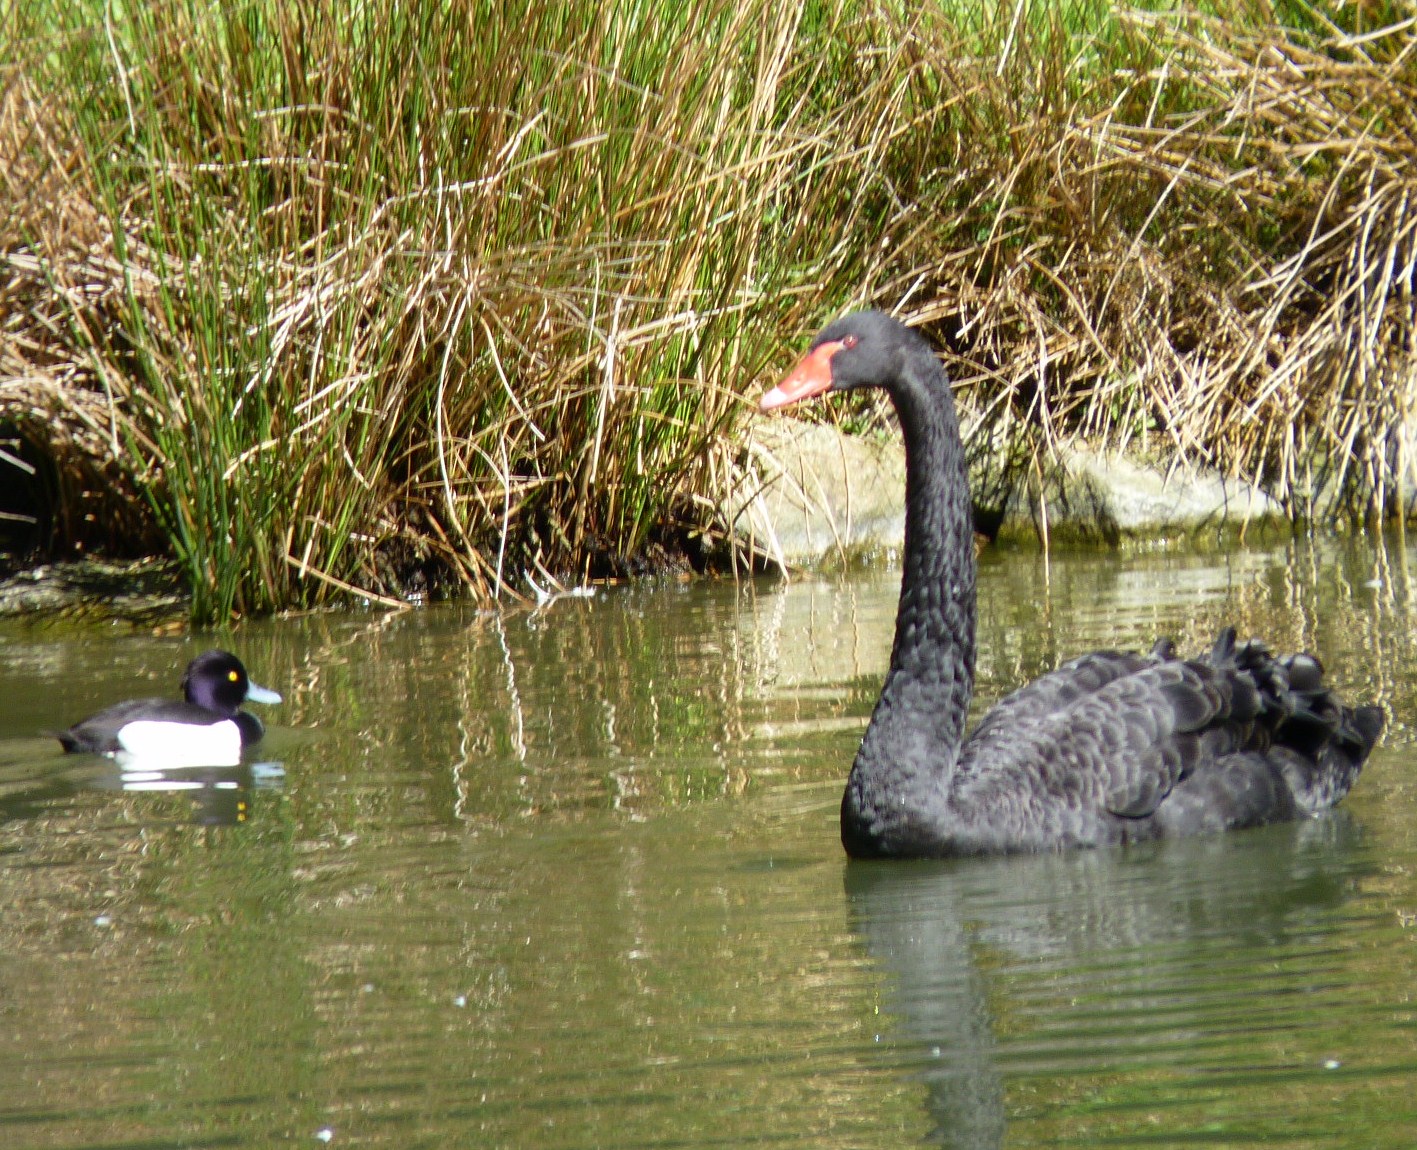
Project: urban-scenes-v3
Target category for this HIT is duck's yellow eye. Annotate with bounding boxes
[229,671,240,682]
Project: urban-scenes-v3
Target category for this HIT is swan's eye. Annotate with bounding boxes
[842,335,859,349]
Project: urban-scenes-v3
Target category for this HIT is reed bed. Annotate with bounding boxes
[2,0,1414,619]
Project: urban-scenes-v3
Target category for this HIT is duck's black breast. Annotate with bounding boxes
[58,698,236,755]
[231,711,266,746]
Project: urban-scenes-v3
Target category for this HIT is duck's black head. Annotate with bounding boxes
[181,650,282,716]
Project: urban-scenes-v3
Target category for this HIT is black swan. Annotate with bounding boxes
[760,309,1384,858]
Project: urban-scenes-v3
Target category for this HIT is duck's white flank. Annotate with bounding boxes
[115,719,243,769]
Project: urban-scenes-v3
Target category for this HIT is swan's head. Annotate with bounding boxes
[759,310,915,412]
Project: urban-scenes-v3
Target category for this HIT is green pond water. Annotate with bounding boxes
[1,536,1416,1148]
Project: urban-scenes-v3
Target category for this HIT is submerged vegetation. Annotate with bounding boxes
[2,0,1415,620]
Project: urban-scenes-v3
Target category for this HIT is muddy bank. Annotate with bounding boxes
[0,559,187,627]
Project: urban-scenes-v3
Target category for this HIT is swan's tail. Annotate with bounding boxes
[1207,627,1384,814]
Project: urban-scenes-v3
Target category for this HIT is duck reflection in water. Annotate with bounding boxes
[0,756,285,828]
[104,760,287,826]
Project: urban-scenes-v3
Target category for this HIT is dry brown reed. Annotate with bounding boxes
[884,5,1417,524]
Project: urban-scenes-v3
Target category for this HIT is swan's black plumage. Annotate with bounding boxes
[761,310,1384,858]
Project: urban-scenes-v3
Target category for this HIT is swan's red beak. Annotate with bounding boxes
[759,340,844,412]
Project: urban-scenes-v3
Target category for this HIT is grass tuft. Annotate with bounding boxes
[3,0,1415,617]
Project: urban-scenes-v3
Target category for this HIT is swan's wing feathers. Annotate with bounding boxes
[964,628,1380,826]
[1269,702,1384,814]
[962,650,1231,819]
[1152,750,1298,834]
[968,650,1150,747]
[1283,652,1325,693]
[1157,676,1221,732]
[1105,737,1191,817]
[1200,635,1383,817]
[1348,704,1386,752]
[1095,660,1237,817]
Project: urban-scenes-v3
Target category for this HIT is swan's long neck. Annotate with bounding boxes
[843,349,976,856]
[876,361,977,751]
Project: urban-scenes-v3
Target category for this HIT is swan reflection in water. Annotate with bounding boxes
[844,815,1369,1149]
